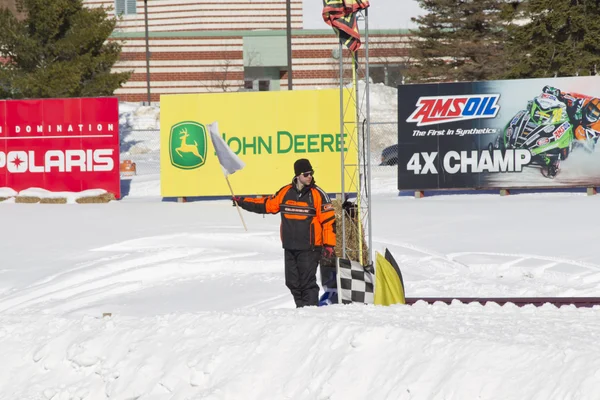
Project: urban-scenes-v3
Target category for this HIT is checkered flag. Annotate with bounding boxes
[336,258,374,304]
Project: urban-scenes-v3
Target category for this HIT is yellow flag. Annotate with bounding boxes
[374,251,406,306]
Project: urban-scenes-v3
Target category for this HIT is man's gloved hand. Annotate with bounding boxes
[320,246,336,268]
[321,247,336,267]
[232,196,243,206]
[322,246,336,259]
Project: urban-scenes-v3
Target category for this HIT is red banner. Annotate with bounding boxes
[0,97,120,198]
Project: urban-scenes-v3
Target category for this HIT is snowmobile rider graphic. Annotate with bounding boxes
[542,85,600,151]
[232,158,336,308]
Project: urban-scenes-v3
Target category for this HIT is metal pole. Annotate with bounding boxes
[144,0,151,104]
[365,8,372,265]
[339,41,346,258]
[286,0,293,90]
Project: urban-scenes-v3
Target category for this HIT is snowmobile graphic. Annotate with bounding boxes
[491,93,574,178]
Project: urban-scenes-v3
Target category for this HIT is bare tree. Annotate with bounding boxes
[208,48,262,93]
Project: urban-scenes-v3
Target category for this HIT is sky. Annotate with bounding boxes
[2,84,600,399]
[303,0,425,30]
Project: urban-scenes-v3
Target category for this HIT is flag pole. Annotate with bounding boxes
[225,176,248,231]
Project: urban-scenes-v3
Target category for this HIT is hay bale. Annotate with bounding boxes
[333,198,370,265]
[15,196,41,203]
[40,197,67,204]
[75,192,116,204]
[0,197,9,202]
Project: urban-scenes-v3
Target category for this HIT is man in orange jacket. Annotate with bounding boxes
[233,158,337,307]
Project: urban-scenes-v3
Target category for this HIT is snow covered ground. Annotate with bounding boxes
[2,183,600,399]
[3,85,600,399]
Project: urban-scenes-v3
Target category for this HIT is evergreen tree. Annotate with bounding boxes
[406,0,515,83]
[504,0,600,78]
[0,0,130,99]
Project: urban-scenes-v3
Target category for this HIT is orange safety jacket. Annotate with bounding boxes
[238,179,336,250]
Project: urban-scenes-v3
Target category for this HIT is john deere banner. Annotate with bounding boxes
[398,76,600,190]
[160,89,357,197]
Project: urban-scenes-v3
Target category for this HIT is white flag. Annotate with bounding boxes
[207,121,245,176]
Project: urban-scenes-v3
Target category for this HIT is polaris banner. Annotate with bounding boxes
[398,76,600,190]
[0,97,120,198]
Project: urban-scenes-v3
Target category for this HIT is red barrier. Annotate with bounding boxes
[0,97,120,198]
[405,297,600,308]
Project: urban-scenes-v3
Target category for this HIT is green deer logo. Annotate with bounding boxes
[169,122,207,170]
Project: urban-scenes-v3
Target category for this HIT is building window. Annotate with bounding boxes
[244,80,254,90]
[258,80,270,92]
[115,0,137,16]
[370,65,404,87]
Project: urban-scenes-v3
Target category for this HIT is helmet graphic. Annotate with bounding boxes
[583,98,600,125]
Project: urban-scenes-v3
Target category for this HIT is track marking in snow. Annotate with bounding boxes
[0,249,206,313]
[27,253,130,287]
[374,239,600,273]
[0,228,287,314]
[0,232,272,314]
[241,293,293,310]
[94,232,277,252]
[447,251,600,271]
[373,242,600,294]
[374,239,470,269]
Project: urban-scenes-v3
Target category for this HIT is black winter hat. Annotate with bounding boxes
[294,158,313,176]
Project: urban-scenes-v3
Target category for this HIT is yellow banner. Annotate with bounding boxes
[160,89,357,197]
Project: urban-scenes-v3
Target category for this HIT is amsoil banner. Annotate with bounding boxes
[398,76,600,190]
[0,98,120,198]
[160,89,358,197]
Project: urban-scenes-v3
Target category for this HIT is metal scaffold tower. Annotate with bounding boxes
[336,8,372,267]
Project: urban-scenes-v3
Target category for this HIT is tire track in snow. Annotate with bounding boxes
[0,231,284,314]
[375,239,600,273]
[23,253,130,287]
[0,249,204,313]
[374,241,600,293]
[374,239,470,269]
[447,251,600,271]
[447,251,600,284]
[0,247,260,314]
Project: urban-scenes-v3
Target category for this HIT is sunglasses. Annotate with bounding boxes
[302,171,313,177]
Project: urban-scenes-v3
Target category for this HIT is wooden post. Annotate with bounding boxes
[226,176,248,231]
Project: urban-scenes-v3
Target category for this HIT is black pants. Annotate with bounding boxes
[284,248,321,308]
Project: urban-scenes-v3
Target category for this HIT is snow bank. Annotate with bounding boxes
[119,102,160,131]
[0,188,110,204]
[0,187,18,197]
[3,304,600,400]
[19,188,108,202]
[119,102,161,157]
[2,183,600,398]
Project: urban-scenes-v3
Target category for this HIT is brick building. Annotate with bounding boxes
[4,0,410,102]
